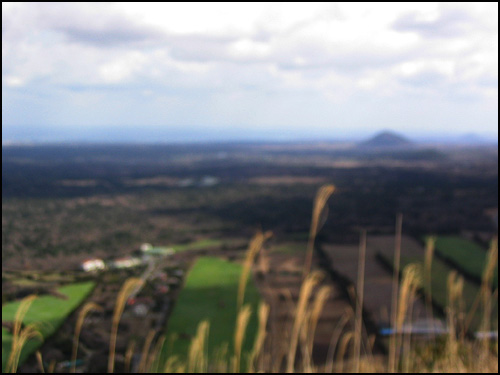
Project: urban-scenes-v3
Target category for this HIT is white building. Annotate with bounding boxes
[81,258,106,272]
[112,256,142,269]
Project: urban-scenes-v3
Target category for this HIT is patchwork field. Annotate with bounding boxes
[171,239,226,252]
[2,281,95,371]
[377,248,498,332]
[159,257,261,371]
[321,235,429,329]
[433,236,498,286]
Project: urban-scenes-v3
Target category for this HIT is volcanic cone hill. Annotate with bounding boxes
[359,130,413,149]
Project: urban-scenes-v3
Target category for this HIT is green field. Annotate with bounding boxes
[2,281,96,371]
[159,257,261,371]
[172,239,225,252]
[377,252,497,332]
[433,236,498,286]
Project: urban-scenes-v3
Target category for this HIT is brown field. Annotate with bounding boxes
[321,236,429,328]
[255,247,356,369]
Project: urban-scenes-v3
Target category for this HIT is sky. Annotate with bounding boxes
[2,2,498,143]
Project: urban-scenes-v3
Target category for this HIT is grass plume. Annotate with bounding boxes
[187,320,210,373]
[35,351,44,373]
[238,230,272,311]
[124,339,136,373]
[424,236,436,327]
[287,270,323,372]
[137,329,157,373]
[5,295,41,373]
[108,277,144,373]
[233,304,252,373]
[71,302,102,373]
[303,184,336,279]
[388,213,403,373]
[248,302,270,372]
[147,334,166,373]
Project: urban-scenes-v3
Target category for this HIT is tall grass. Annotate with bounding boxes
[424,236,436,328]
[238,231,272,311]
[72,302,103,373]
[5,295,43,374]
[286,270,323,373]
[108,277,144,373]
[353,230,367,373]
[303,185,335,279]
[248,302,270,372]
[233,304,252,373]
[187,320,209,373]
[388,213,403,373]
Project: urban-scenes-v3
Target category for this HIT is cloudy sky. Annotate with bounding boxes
[2,2,498,142]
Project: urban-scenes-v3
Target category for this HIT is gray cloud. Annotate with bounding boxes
[54,23,163,46]
[43,5,165,46]
[393,8,474,38]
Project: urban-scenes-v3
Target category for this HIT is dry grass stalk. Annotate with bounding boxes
[162,354,180,373]
[480,237,497,351]
[138,329,156,373]
[71,301,102,373]
[35,350,45,373]
[124,339,136,373]
[395,263,422,372]
[482,237,498,292]
[187,320,210,373]
[464,237,498,335]
[446,271,464,364]
[12,295,37,334]
[286,271,323,373]
[248,302,270,372]
[307,286,330,358]
[336,331,354,373]
[47,359,56,374]
[108,277,144,373]
[396,264,422,331]
[353,229,367,373]
[233,304,252,373]
[300,285,331,373]
[146,334,166,373]
[303,185,336,279]
[324,308,353,373]
[213,343,229,373]
[5,294,40,373]
[238,230,272,311]
[7,323,43,373]
[388,213,403,373]
[424,236,436,328]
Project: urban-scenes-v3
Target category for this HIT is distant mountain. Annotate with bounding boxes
[454,133,496,145]
[359,131,413,149]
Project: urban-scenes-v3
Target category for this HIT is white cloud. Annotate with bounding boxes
[2,2,498,139]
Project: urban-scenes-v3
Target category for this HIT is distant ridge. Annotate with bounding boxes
[359,130,413,149]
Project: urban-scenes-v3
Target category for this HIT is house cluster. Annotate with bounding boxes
[80,243,174,272]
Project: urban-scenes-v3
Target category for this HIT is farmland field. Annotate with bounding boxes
[2,281,95,371]
[1,142,498,372]
[159,257,261,371]
[322,236,429,329]
[433,236,498,286]
[171,239,226,252]
[377,252,498,332]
